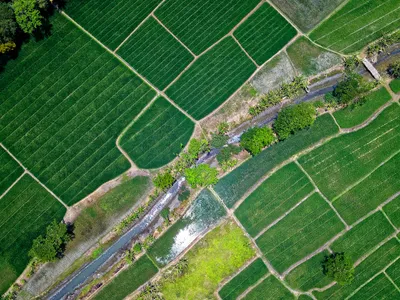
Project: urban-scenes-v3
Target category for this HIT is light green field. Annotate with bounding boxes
[0,148,23,196]
[383,196,400,229]
[242,275,295,300]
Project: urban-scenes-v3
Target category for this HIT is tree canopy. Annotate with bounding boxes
[184,164,218,188]
[322,252,355,286]
[240,127,275,156]
[0,3,17,53]
[153,171,175,191]
[13,0,43,34]
[389,61,400,78]
[333,73,376,105]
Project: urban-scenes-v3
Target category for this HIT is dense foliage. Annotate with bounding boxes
[240,127,275,155]
[389,61,400,78]
[153,172,175,191]
[210,133,229,148]
[332,73,377,105]
[188,138,209,159]
[0,2,17,53]
[274,103,316,140]
[184,164,218,188]
[217,144,241,163]
[322,252,355,286]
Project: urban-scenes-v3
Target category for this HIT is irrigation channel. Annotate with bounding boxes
[46,48,399,300]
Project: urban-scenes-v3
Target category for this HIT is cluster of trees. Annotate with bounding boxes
[322,252,355,286]
[389,60,400,78]
[240,127,275,155]
[367,30,400,57]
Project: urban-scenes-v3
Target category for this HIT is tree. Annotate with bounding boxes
[210,133,229,148]
[240,127,275,155]
[184,164,218,188]
[389,61,400,78]
[13,0,43,34]
[217,144,241,163]
[322,252,355,286]
[188,138,209,159]
[333,73,376,105]
[0,3,17,53]
[217,122,229,134]
[274,103,316,140]
[160,208,170,221]
[153,171,175,191]
[29,220,70,263]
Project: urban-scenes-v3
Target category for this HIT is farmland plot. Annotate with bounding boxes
[383,196,400,229]
[166,37,256,120]
[310,0,400,54]
[242,275,294,300]
[154,0,260,54]
[233,3,297,65]
[349,273,399,299]
[256,193,345,273]
[390,79,400,94]
[117,17,194,90]
[386,258,400,287]
[235,162,314,237]
[0,14,156,205]
[298,104,400,201]
[65,0,162,50]
[0,148,23,196]
[119,97,194,169]
[0,175,66,294]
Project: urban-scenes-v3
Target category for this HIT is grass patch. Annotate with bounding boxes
[383,195,400,229]
[219,258,268,300]
[160,221,255,299]
[65,0,161,50]
[333,152,400,224]
[386,256,400,287]
[93,255,158,300]
[166,37,256,120]
[214,114,339,208]
[147,189,225,267]
[233,3,297,65]
[120,97,194,169]
[256,193,345,273]
[117,17,194,90]
[0,14,156,205]
[235,162,314,237]
[286,36,342,76]
[0,147,23,196]
[315,238,400,299]
[390,78,400,94]
[270,0,346,32]
[242,275,295,300]
[350,273,399,299]
[310,0,400,54]
[0,175,66,294]
[333,87,392,128]
[285,250,332,292]
[298,104,400,201]
[331,212,395,262]
[155,0,260,55]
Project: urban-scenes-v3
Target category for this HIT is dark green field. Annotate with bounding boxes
[386,257,400,287]
[155,0,260,54]
[390,78,400,94]
[350,273,399,299]
[0,148,23,196]
[117,17,194,90]
[65,0,161,50]
[0,175,66,294]
[233,3,297,65]
[383,196,400,229]
[214,114,339,208]
[235,162,314,237]
[120,97,194,169]
[243,275,294,300]
[219,258,268,300]
[166,37,256,120]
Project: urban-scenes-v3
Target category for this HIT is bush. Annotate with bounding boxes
[388,61,400,78]
[184,164,219,188]
[217,122,230,134]
[178,188,190,202]
[132,243,142,254]
[322,252,354,286]
[343,56,361,72]
[160,208,170,221]
[188,138,209,159]
[217,145,241,163]
[240,127,275,156]
[333,73,376,105]
[210,133,229,148]
[153,171,175,191]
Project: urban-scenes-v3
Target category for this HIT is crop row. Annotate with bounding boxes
[0,148,23,196]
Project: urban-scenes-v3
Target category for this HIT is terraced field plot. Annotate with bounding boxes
[119,97,194,169]
[0,148,23,196]
[154,0,260,54]
[310,0,400,54]
[65,0,161,50]
[233,3,297,65]
[166,37,256,120]
[235,162,314,237]
[383,196,400,229]
[243,275,294,300]
[0,14,156,205]
[117,17,194,90]
[0,175,66,294]
[350,273,399,299]
[256,193,345,273]
[298,104,400,201]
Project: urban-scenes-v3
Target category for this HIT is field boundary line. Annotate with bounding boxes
[0,170,26,199]
[264,0,303,35]
[231,35,258,67]
[0,143,68,208]
[329,112,343,132]
[381,208,398,231]
[384,271,400,292]
[237,273,271,300]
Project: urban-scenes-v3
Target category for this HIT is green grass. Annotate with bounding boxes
[333,87,392,129]
[154,0,260,55]
[333,152,400,224]
[235,162,314,237]
[350,273,399,299]
[233,3,297,65]
[270,0,346,32]
[386,257,400,287]
[120,97,194,169]
[298,295,313,300]
[166,37,256,120]
[286,37,342,76]
[298,104,400,201]
[315,238,400,299]
[117,17,194,90]
[93,255,158,300]
[219,258,268,300]
[147,189,225,267]
[0,175,66,295]
[65,0,161,50]
[242,275,295,300]
[256,193,345,273]
[0,14,156,205]
[0,148,23,196]
[390,78,400,94]
[285,250,332,292]
[160,221,255,300]
[214,114,339,208]
[331,212,395,262]
[383,195,400,229]
[310,0,400,54]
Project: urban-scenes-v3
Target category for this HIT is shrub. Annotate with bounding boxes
[388,61,400,78]
[333,73,376,105]
[188,138,209,159]
[153,171,175,191]
[240,127,275,156]
[210,133,229,148]
[178,188,190,202]
[217,145,242,163]
[220,159,239,172]
[160,208,170,221]
[343,56,361,72]
[184,164,219,188]
[217,122,230,134]
[322,252,354,286]
[132,243,142,254]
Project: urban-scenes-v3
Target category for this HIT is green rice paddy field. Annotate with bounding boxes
[242,275,294,300]
[0,148,23,196]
